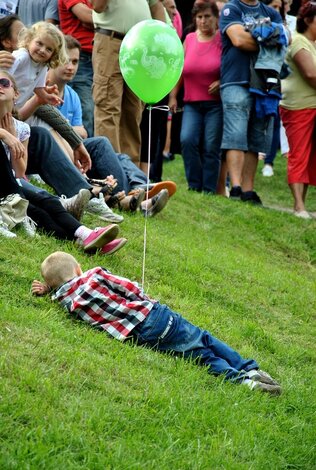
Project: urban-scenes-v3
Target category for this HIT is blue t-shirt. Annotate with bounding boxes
[219,0,282,87]
[57,85,83,126]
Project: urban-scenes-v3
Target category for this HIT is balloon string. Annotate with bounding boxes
[146,105,170,112]
[141,106,152,289]
[141,105,170,289]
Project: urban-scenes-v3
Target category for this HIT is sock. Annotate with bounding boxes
[74,225,92,241]
[247,369,259,379]
[242,378,256,390]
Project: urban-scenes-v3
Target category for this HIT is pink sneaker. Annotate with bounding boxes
[100,237,127,255]
[83,224,119,252]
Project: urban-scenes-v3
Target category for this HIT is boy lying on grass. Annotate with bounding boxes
[32,251,282,395]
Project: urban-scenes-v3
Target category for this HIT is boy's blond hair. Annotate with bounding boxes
[18,21,68,68]
[41,251,79,289]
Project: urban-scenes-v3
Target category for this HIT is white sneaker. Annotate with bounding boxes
[294,210,311,220]
[262,164,274,177]
[60,188,91,221]
[87,193,124,224]
[20,216,37,237]
[0,216,16,238]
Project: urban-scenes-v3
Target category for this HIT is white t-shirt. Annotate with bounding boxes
[9,48,48,108]
[2,118,30,178]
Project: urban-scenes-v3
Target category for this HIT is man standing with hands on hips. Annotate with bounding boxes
[90,0,165,169]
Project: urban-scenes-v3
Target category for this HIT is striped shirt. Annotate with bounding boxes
[52,267,157,341]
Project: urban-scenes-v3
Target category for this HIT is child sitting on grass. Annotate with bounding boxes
[32,251,282,396]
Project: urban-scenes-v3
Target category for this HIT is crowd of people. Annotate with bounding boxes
[0,0,315,245]
[0,0,315,392]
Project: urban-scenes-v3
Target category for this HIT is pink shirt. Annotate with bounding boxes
[183,31,222,102]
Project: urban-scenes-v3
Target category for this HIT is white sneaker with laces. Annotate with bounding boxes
[60,188,91,221]
[20,216,37,237]
[262,164,274,177]
[0,215,16,238]
[87,193,124,224]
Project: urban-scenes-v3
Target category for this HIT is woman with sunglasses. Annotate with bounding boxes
[0,71,127,255]
[279,1,316,219]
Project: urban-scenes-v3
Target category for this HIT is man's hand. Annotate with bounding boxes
[31,280,51,296]
[73,142,92,173]
[0,51,15,68]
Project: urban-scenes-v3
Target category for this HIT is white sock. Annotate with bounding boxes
[74,225,92,241]
[247,369,260,379]
[243,378,256,390]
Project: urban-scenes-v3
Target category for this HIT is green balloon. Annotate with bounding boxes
[119,20,184,104]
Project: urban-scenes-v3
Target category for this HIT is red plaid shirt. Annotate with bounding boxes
[52,267,157,341]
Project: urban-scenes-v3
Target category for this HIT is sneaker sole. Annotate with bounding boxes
[83,225,119,252]
[75,189,92,221]
[143,189,169,217]
[146,181,177,200]
[100,238,127,255]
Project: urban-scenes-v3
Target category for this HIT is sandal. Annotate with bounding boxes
[109,189,145,212]
[86,177,117,196]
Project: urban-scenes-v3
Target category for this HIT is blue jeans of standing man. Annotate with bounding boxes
[69,51,94,138]
[133,303,258,382]
[181,101,223,193]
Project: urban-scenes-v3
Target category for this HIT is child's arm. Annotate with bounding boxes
[34,85,63,107]
[31,280,51,296]
[18,83,63,121]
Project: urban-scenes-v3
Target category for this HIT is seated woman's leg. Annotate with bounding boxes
[27,127,92,197]
[22,186,80,240]
[0,143,24,199]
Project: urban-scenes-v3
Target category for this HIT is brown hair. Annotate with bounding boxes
[192,0,219,19]
[64,34,81,52]
[0,69,19,117]
[0,14,22,51]
[296,1,316,33]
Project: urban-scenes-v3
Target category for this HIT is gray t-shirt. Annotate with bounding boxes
[18,0,59,26]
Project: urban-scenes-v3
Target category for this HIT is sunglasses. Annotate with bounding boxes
[0,78,13,88]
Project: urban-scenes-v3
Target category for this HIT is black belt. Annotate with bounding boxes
[95,28,125,40]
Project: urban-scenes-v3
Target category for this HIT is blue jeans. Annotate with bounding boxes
[27,127,92,197]
[133,303,258,382]
[221,85,274,153]
[181,101,223,193]
[264,114,280,166]
[69,50,94,138]
[84,137,147,194]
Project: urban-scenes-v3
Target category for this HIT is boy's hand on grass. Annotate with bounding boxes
[31,280,50,296]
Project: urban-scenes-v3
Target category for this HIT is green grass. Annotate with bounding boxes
[0,155,315,469]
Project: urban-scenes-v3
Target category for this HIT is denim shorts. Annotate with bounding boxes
[220,85,273,153]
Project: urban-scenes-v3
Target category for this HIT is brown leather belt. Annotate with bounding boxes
[95,28,125,40]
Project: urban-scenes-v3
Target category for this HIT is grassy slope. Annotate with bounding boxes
[0,155,315,469]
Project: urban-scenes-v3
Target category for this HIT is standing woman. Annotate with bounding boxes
[169,1,223,194]
[279,1,316,219]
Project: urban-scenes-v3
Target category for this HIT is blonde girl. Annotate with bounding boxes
[8,21,68,120]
